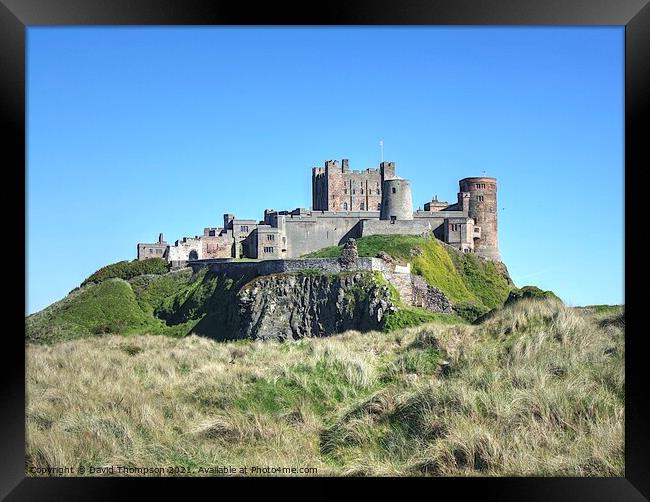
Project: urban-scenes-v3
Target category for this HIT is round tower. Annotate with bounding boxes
[380,178,414,221]
[459,177,499,260]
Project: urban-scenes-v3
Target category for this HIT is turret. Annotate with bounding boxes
[380,178,414,221]
[459,177,499,260]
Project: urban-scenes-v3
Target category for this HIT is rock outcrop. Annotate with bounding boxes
[410,275,453,313]
[338,238,359,269]
[237,271,396,341]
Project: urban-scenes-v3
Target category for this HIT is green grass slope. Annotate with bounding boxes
[305,235,514,320]
[26,299,624,476]
[25,279,154,344]
[81,258,169,286]
[26,268,236,344]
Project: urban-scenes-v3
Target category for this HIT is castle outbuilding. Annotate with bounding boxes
[137,158,500,265]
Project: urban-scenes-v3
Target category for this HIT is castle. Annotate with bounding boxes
[137,159,499,265]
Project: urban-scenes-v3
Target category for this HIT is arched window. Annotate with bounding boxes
[343,202,348,210]
[188,250,199,261]
[360,203,365,210]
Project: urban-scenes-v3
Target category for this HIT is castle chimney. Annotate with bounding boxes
[158,233,164,243]
[380,161,396,181]
[342,159,350,172]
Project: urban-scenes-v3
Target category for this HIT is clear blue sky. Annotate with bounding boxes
[26,26,624,314]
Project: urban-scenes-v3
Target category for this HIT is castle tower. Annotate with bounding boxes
[459,177,499,260]
[380,178,414,221]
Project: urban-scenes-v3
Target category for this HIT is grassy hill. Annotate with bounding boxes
[26,299,624,476]
[25,268,237,344]
[304,235,515,318]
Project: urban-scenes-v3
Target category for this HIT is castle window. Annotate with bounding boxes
[264,246,274,253]
[209,229,216,236]
[352,189,356,194]
[360,203,365,210]
[343,202,348,210]
[267,234,275,241]
[377,203,381,210]
[240,226,249,232]
[451,224,460,231]
[392,187,396,194]
[360,189,364,194]
[344,189,347,194]
[478,195,484,201]
[377,190,380,195]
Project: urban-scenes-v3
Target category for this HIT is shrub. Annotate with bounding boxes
[81,258,169,287]
[453,301,490,323]
[505,286,561,306]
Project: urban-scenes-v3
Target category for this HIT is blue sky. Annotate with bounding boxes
[26,26,624,314]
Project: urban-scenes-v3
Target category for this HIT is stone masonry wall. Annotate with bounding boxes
[202,234,232,259]
[137,243,167,260]
[360,219,432,238]
[313,159,383,212]
[190,257,387,277]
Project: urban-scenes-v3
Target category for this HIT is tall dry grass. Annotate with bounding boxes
[26,298,624,476]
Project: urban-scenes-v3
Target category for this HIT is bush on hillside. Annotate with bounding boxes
[81,258,169,287]
[505,285,560,306]
[452,301,491,323]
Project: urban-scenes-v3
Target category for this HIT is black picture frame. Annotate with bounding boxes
[3,0,646,499]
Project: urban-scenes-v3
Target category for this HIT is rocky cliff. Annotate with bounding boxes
[237,272,396,341]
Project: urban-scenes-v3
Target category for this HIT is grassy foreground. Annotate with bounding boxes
[26,298,624,477]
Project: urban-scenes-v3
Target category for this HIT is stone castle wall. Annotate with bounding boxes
[137,243,167,260]
[186,256,390,277]
[361,219,431,237]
